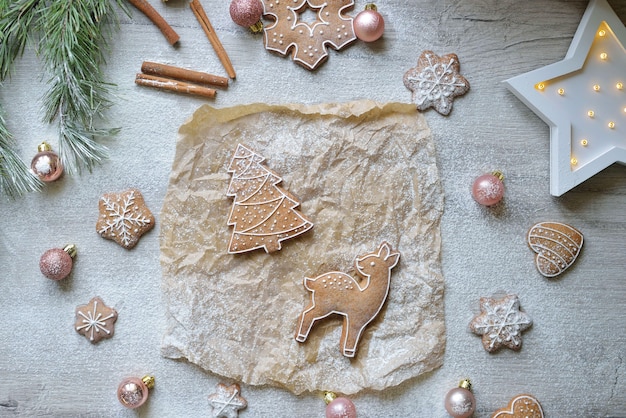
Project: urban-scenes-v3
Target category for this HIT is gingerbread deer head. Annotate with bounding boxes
[295,241,400,357]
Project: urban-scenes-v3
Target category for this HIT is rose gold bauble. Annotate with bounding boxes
[117,376,154,409]
[39,245,76,281]
[353,4,385,42]
[472,171,505,206]
[31,142,63,182]
[444,380,476,418]
[230,0,264,32]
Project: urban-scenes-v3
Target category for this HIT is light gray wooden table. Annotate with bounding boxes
[1,0,625,416]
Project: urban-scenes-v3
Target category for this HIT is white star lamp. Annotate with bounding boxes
[505,0,626,196]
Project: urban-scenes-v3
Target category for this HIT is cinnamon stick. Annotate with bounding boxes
[190,0,236,79]
[135,73,216,98]
[141,61,228,88]
[127,0,180,45]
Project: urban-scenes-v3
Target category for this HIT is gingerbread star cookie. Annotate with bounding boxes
[492,394,544,418]
[96,188,155,249]
[261,0,356,69]
[208,383,247,418]
[75,296,118,344]
[295,241,400,357]
[527,221,583,278]
[469,294,532,353]
[403,50,470,115]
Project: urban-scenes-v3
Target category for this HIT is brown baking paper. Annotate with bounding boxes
[160,100,445,395]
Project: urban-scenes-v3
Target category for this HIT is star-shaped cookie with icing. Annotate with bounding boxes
[96,188,155,249]
[208,383,247,418]
[75,296,118,344]
[403,50,470,115]
[469,294,532,353]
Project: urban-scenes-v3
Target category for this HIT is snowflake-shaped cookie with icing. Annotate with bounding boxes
[208,383,247,418]
[96,188,155,249]
[261,0,356,70]
[75,296,118,344]
[469,294,532,352]
[403,50,470,115]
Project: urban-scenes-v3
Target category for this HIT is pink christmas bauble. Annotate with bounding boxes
[472,173,505,206]
[353,7,385,42]
[117,377,150,409]
[230,0,263,28]
[444,387,476,418]
[39,248,73,281]
[326,397,357,418]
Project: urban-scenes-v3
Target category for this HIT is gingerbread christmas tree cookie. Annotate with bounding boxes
[226,144,313,254]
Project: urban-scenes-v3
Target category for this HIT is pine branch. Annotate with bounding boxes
[0,0,43,80]
[0,105,42,198]
[39,0,127,174]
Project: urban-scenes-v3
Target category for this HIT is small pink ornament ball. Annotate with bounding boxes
[30,142,63,182]
[324,392,357,418]
[230,0,264,32]
[117,376,154,409]
[472,171,505,206]
[444,379,476,418]
[39,244,76,281]
[353,4,385,42]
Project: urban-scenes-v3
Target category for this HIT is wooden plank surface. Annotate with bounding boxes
[0,0,624,416]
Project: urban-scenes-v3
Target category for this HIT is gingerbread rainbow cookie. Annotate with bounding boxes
[226,144,313,254]
[527,221,583,278]
[492,394,544,418]
[295,241,400,357]
[403,50,470,115]
[261,0,357,70]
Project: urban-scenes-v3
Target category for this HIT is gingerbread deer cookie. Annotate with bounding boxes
[295,241,400,357]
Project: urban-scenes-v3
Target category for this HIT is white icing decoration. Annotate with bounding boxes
[226,144,313,254]
[208,384,247,418]
[76,299,116,341]
[98,190,153,247]
[470,295,532,351]
[406,55,467,106]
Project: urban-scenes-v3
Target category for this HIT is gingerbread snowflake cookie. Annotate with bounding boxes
[208,383,247,418]
[527,221,583,278]
[403,50,470,115]
[295,242,400,357]
[469,294,532,353]
[96,188,155,249]
[261,0,356,69]
[227,144,313,254]
[75,296,118,344]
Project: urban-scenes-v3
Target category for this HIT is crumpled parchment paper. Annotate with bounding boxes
[160,100,445,395]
